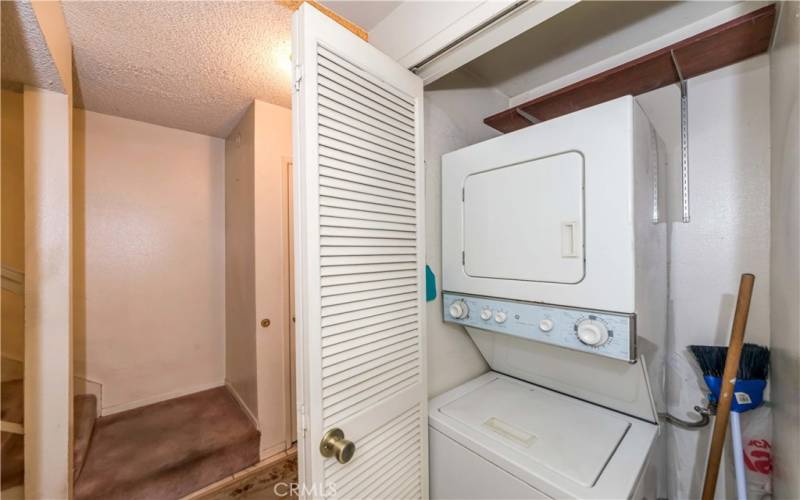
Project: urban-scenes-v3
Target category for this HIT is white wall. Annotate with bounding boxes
[424,93,490,397]
[769,3,800,498]
[637,55,771,500]
[73,110,226,414]
[425,69,505,146]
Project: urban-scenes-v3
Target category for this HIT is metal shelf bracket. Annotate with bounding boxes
[671,50,690,223]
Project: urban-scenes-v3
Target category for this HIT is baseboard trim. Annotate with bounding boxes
[181,447,297,500]
[224,380,260,431]
[260,442,288,461]
[101,381,224,416]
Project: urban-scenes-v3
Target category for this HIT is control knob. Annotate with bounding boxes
[494,311,507,324]
[480,308,492,321]
[576,319,609,346]
[448,301,469,319]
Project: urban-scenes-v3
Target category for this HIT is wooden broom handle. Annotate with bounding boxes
[701,273,755,500]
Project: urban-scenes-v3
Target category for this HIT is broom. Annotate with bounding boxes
[690,341,770,500]
[687,273,762,500]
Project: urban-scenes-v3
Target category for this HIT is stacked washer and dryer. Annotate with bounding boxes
[432,96,669,499]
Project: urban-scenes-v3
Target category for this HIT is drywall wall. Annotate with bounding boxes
[24,85,73,500]
[423,93,490,397]
[225,105,259,422]
[637,55,771,500]
[769,3,800,498]
[424,69,504,146]
[253,100,293,456]
[73,110,226,414]
[2,88,25,362]
[225,100,293,457]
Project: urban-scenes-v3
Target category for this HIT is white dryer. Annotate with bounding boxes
[434,96,668,499]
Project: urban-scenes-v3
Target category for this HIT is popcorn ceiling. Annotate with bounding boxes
[63,1,293,137]
[1,0,66,92]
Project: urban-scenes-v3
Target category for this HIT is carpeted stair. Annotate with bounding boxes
[1,379,24,491]
[73,394,98,479]
[74,386,260,500]
[2,381,100,491]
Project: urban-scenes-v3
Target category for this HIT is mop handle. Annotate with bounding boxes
[701,273,754,500]
[730,411,748,500]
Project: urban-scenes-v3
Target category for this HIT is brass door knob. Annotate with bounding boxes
[320,428,355,464]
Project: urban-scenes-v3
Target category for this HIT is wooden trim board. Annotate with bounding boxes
[181,448,298,500]
[279,1,368,41]
[485,4,776,133]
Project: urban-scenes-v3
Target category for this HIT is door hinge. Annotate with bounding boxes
[462,251,465,265]
[293,64,303,92]
[462,188,465,201]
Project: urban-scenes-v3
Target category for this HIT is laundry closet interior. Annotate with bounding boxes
[1,1,798,499]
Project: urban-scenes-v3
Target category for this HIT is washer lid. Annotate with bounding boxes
[439,376,630,487]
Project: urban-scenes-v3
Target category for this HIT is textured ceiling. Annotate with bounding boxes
[63,1,294,138]
[1,0,65,92]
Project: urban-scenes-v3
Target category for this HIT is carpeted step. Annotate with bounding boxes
[1,379,24,491]
[73,394,98,481]
[74,386,259,500]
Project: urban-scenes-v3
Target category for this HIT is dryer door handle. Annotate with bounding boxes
[561,221,580,258]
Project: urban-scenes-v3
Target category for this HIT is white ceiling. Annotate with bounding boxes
[62,1,400,138]
[457,1,737,102]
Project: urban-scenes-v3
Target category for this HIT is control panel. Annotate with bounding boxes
[443,292,636,362]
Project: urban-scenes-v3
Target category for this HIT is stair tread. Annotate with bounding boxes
[73,394,98,480]
[1,380,24,425]
[74,386,260,500]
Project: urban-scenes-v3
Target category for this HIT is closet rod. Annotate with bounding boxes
[410,1,528,74]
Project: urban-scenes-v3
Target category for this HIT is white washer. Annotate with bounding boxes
[429,373,658,499]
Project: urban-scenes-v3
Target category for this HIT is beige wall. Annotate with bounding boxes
[2,88,25,362]
[253,100,293,456]
[423,94,490,398]
[225,105,259,420]
[74,109,226,414]
[769,3,800,498]
[225,100,293,458]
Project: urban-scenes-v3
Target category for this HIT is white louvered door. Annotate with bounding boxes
[291,5,426,499]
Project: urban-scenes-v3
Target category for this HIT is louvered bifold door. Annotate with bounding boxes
[292,5,427,500]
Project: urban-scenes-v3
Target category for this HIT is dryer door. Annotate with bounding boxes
[463,151,584,284]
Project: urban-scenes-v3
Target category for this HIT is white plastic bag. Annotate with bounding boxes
[727,405,773,500]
